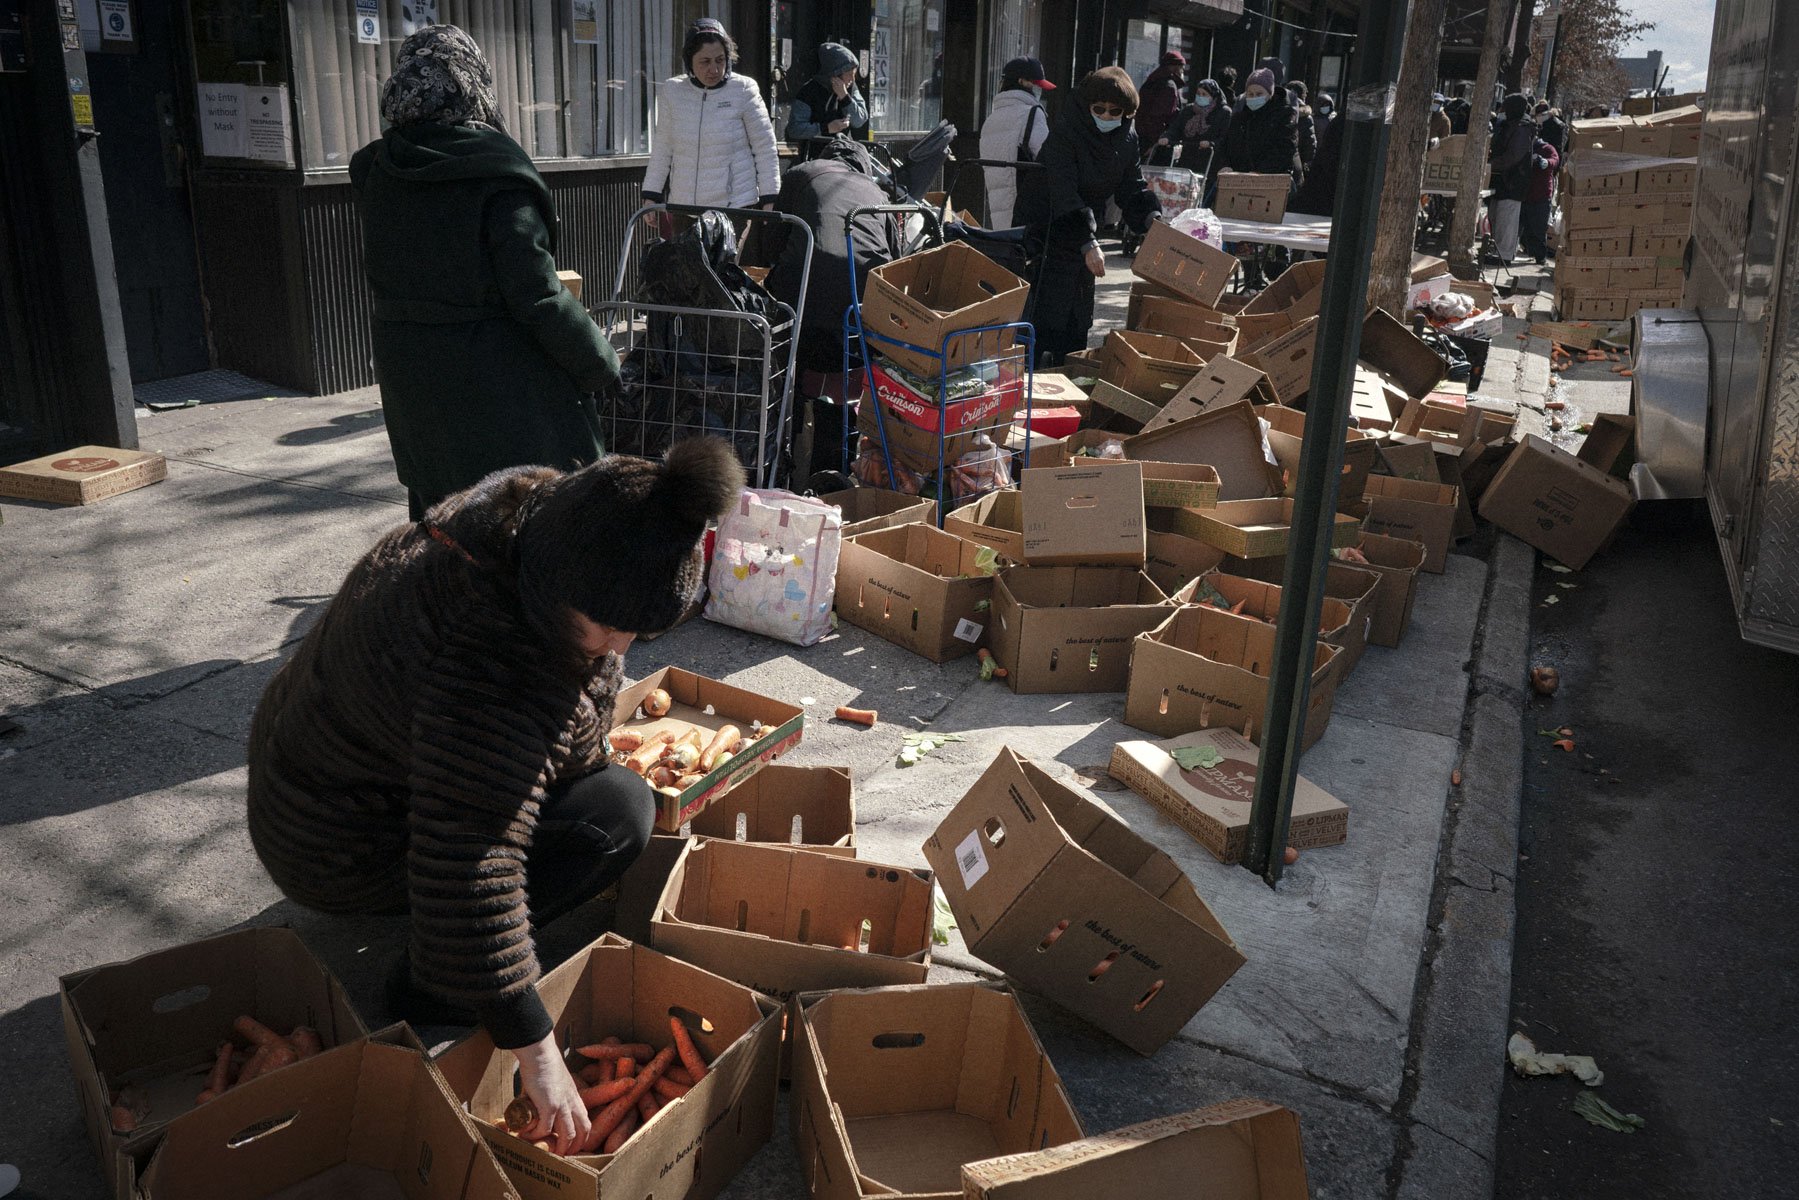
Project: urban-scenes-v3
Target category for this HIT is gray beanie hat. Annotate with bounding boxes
[817,42,857,78]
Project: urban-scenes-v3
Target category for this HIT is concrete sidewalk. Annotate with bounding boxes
[0,255,1538,1198]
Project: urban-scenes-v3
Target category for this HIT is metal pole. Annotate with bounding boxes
[1243,0,1408,885]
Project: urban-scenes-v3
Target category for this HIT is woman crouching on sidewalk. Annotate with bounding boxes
[245,439,742,1155]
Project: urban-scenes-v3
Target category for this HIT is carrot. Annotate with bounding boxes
[290,1026,323,1059]
[578,1062,607,1085]
[109,1105,139,1132]
[699,724,741,771]
[205,1041,234,1097]
[601,1109,639,1154]
[232,1015,283,1048]
[615,1056,635,1080]
[653,1077,691,1102]
[666,1066,695,1087]
[575,1043,654,1057]
[236,1040,298,1086]
[834,705,877,727]
[637,1093,661,1122]
[670,1016,709,1082]
[609,729,647,752]
[577,1077,635,1108]
[625,733,675,775]
[1552,737,1576,752]
[642,688,672,717]
[195,1089,216,1105]
[585,1045,676,1147]
[1451,768,1463,786]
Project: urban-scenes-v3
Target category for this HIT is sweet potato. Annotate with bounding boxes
[699,725,741,772]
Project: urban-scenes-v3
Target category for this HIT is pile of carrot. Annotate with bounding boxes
[611,714,748,801]
[109,1016,323,1131]
[496,1017,711,1157]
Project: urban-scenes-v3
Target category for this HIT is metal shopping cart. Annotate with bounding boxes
[592,204,812,489]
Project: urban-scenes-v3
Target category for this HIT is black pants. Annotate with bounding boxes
[1520,199,1552,260]
[528,765,656,925]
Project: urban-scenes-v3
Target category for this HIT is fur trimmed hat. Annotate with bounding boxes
[515,439,744,636]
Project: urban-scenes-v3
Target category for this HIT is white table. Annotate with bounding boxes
[1216,212,1334,252]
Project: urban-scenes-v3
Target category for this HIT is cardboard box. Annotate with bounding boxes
[961,1098,1311,1200]
[60,928,368,1200]
[1149,357,1278,426]
[1619,123,1673,157]
[790,982,1085,1199]
[834,523,997,661]
[1468,402,1519,446]
[1344,531,1427,647]
[1124,605,1340,748]
[1349,365,1410,431]
[1361,475,1460,573]
[1102,330,1207,403]
[613,667,806,831]
[1108,729,1348,863]
[1576,412,1636,478]
[855,389,991,475]
[1186,569,1356,681]
[868,357,1026,437]
[1555,258,1611,290]
[1086,379,1163,433]
[557,269,584,300]
[1020,463,1147,567]
[1169,496,1359,559]
[0,445,166,505]
[819,487,936,539]
[1125,399,1282,501]
[923,749,1246,1053]
[1666,122,1702,157]
[1478,434,1636,569]
[1221,555,1382,674]
[1213,170,1291,221]
[1562,164,1637,196]
[945,488,1026,560]
[1028,372,1091,418]
[1131,294,1240,358]
[437,936,780,1200]
[991,566,1172,693]
[651,838,933,1010]
[1422,133,1466,189]
[1637,164,1695,192]
[1124,277,1191,328]
[1567,118,1628,153]
[861,241,1030,377]
[133,1026,514,1200]
[1131,219,1237,308]
[1239,315,1319,405]
[1560,291,1629,322]
[1561,196,1622,230]
[1360,308,1447,400]
[1564,227,1634,257]
[683,763,856,855]
[1378,436,1443,483]
[1256,403,1380,504]
[1239,259,1328,333]
[1608,256,1659,288]
[1143,520,1229,596]
[1087,455,1221,509]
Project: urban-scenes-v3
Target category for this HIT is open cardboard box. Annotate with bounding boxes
[612,667,806,832]
[1148,357,1279,426]
[0,444,167,505]
[1219,554,1381,676]
[960,1098,1311,1199]
[1109,726,1347,865]
[1255,403,1380,506]
[1361,475,1460,573]
[1102,330,1207,404]
[1131,293,1240,359]
[1084,455,1221,509]
[1349,365,1410,431]
[1239,315,1319,405]
[834,523,997,661]
[1341,531,1427,648]
[684,763,856,856]
[1235,259,1327,347]
[860,242,1029,378]
[1181,569,1357,683]
[1019,463,1147,567]
[1478,434,1636,570]
[1212,171,1291,222]
[943,488,1026,561]
[818,488,937,540]
[1168,496,1359,560]
[1125,399,1282,501]
[60,927,368,1200]
[436,935,780,1200]
[1131,219,1236,307]
[1085,379,1163,433]
[990,566,1173,693]
[1124,605,1340,750]
[923,749,1245,1055]
[1360,308,1448,402]
[1144,514,1230,596]
[790,982,1084,1200]
[1124,277,1191,327]
[651,838,932,1013]
[132,1026,514,1200]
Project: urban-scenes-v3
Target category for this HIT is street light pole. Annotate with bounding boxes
[1243,0,1410,884]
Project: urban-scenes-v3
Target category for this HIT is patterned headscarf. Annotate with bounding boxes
[379,25,505,132]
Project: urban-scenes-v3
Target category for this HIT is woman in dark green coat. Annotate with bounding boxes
[352,25,618,519]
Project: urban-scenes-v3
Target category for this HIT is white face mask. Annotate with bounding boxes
[1195,95,1212,108]
[1028,83,1043,99]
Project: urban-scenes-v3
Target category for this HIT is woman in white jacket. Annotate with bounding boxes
[642,19,780,212]
[977,57,1055,229]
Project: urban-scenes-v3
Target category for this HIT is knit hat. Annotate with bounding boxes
[1160,50,1186,68]
[515,439,744,636]
[1247,67,1276,93]
[1502,92,1529,120]
[817,42,857,78]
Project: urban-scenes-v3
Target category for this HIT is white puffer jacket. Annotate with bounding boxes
[978,89,1049,229]
[642,74,781,209]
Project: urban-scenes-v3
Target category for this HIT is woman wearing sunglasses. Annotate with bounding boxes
[1016,67,1160,365]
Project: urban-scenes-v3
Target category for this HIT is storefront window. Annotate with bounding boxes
[868,0,944,132]
[1122,19,1165,86]
[188,0,294,168]
[986,0,1044,98]
[569,0,724,157]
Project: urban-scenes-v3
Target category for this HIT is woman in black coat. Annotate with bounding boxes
[1219,67,1301,194]
[1016,67,1160,364]
[1161,78,1231,183]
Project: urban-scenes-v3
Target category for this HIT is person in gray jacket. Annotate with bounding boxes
[786,42,867,155]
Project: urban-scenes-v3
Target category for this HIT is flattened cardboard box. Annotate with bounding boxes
[1086,378,1162,432]
[945,487,1026,561]
[60,927,368,1200]
[1478,434,1635,570]
[436,935,780,1200]
[0,445,166,505]
[612,667,806,831]
[922,749,1245,1055]
[789,982,1085,1200]
[1131,219,1236,307]
[818,487,936,539]
[834,523,996,661]
[651,838,933,1010]
[961,1098,1310,1200]
[1125,399,1282,501]
[1239,315,1318,405]
[1108,729,1347,865]
[134,1025,516,1200]
[991,566,1172,693]
[1019,463,1147,567]
[1124,605,1339,750]
[1361,474,1460,573]
[860,241,1029,378]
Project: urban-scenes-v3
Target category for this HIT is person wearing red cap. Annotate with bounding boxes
[979,57,1055,228]
[1136,50,1186,161]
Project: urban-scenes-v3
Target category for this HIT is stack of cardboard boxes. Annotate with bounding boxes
[1556,106,1702,321]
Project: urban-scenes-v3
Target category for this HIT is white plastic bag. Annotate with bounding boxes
[1169,207,1225,247]
[704,489,842,646]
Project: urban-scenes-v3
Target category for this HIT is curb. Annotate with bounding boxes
[1388,532,1535,1198]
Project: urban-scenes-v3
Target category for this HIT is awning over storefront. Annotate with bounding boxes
[1148,0,1248,31]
